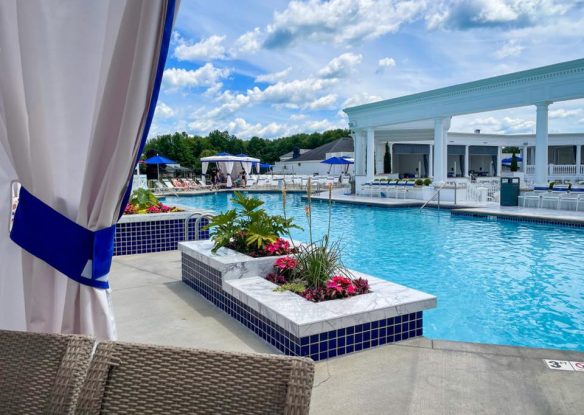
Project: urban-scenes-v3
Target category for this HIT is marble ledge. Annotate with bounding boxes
[225,273,437,338]
[119,208,208,224]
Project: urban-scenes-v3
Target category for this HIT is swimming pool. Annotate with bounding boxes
[164,192,584,352]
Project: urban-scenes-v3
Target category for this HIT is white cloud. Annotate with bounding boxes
[318,53,362,79]
[470,115,535,133]
[163,64,230,91]
[378,57,397,68]
[174,35,227,61]
[290,114,308,121]
[255,67,292,83]
[549,108,582,119]
[426,0,576,30]
[494,39,524,59]
[154,102,175,119]
[263,0,425,48]
[232,28,263,54]
[304,94,338,110]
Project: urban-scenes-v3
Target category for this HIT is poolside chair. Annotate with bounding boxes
[541,192,561,209]
[77,341,315,415]
[162,179,184,192]
[0,329,95,414]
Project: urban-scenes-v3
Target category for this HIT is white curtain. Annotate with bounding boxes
[242,162,252,175]
[201,162,209,174]
[224,161,234,187]
[0,0,177,339]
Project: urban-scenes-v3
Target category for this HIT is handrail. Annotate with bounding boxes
[420,182,447,210]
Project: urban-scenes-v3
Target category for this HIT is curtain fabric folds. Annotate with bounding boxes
[0,0,177,339]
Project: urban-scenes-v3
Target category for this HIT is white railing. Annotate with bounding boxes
[550,164,576,176]
[525,164,584,179]
[466,181,487,203]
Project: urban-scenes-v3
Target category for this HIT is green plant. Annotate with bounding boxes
[383,142,391,173]
[510,152,518,172]
[206,192,300,254]
[129,188,159,210]
[548,181,555,190]
[274,282,306,294]
[415,179,423,186]
[293,237,347,288]
[423,178,432,186]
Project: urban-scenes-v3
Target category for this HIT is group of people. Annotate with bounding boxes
[210,170,247,188]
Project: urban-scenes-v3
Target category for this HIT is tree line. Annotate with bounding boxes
[142,129,350,173]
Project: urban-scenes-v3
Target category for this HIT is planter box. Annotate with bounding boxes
[114,210,211,256]
[179,240,437,361]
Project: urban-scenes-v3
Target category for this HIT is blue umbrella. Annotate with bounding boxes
[144,154,177,179]
[502,155,523,165]
[321,156,354,174]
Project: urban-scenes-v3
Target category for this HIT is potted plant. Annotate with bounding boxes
[265,179,370,302]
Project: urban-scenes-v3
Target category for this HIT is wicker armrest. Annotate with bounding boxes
[77,341,315,415]
[0,329,95,414]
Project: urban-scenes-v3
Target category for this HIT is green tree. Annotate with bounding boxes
[510,152,518,172]
[383,142,391,173]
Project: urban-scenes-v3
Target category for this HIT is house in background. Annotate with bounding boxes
[278,148,310,162]
[274,137,354,175]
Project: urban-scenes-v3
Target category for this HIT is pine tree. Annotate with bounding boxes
[510,152,518,172]
[383,142,391,173]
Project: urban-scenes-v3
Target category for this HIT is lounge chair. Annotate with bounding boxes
[0,329,95,414]
[77,341,315,414]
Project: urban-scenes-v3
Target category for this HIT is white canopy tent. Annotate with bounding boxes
[201,154,260,187]
[0,0,178,339]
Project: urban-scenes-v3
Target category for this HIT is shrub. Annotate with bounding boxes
[124,189,181,214]
[548,181,555,190]
[415,179,424,186]
[423,178,432,186]
[510,153,518,172]
[206,192,300,255]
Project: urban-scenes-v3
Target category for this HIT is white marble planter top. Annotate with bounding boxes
[119,208,209,224]
[224,270,436,337]
[179,240,287,281]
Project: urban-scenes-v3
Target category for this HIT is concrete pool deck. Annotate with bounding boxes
[111,251,584,415]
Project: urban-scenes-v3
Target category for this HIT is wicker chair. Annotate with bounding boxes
[77,341,315,415]
[0,329,95,414]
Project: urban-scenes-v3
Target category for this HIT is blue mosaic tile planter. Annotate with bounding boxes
[114,212,210,256]
[180,241,436,361]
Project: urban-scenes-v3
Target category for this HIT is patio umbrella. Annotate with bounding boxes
[321,156,354,174]
[145,154,177,180]
[501,156,523,165]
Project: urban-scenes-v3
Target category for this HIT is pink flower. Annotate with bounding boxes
[274,256,297,270]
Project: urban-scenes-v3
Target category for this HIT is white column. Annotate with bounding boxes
[366,128,375,182]
[433,118,448,183]
[496,146,502,177]
[464,145,469,177]
[576,145,581,172]
[389,143,394,174]
[535,102,550,187]
[428,145,433,178]
[522,145,528,173]
[352,130,364,176]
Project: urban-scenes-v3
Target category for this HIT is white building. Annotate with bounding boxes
[344,59,584,190]
[274,137,355,175]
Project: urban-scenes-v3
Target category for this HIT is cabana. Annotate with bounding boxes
[200,154,260,187]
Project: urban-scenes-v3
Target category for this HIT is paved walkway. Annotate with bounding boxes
[111,252,584,415]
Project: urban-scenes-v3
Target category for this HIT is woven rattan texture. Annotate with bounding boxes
[0,329,94,414]
[77,340,314,415]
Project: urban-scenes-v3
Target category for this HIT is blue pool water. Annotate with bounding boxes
[165,192,584,351]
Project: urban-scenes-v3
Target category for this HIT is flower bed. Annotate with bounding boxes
[123,188,183,215]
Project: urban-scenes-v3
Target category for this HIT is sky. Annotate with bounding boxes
[150,0,584,140]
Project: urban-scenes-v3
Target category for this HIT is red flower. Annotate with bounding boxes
[274,256,297,270]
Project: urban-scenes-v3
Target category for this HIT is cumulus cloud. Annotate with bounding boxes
[262,0,425,48]
[549,108,582,119]
[255,67,292,83]
[426,0,576,30]
[163,64,230,91]
[174,35,227,61]
[233,28,263,54]
[471,115,535,133]
[304,94,338,110]
[378,57,397,68]
[318,53,363,79]
[154,102,175,119]
[494,39,524,59]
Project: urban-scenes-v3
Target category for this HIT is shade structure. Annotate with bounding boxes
[502,156,523,165]
[321,156,354,165]
[200,154,260,186]
[145,154,177,180]
[0,0,178,339]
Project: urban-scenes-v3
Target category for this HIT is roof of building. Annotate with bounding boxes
[291,136,354,162]
[279,149,310,161]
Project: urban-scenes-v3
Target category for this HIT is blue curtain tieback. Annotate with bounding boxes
[10,187,115,289]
